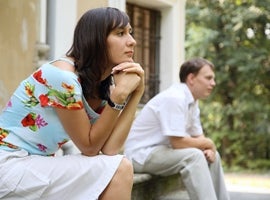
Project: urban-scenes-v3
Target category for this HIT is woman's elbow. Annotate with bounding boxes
[80,146,101,156]
[101,147,122,156]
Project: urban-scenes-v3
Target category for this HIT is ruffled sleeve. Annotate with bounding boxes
[31,65,83,110]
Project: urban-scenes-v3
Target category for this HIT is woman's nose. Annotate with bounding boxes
[127,34,136,46]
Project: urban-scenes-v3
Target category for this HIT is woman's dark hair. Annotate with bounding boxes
[66,7,130,100]
[179,58,214,83]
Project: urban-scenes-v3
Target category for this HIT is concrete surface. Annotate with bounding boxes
[158,172,270,200]
[226,172,270,200]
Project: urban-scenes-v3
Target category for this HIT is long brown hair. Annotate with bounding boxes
[66,7,130,100]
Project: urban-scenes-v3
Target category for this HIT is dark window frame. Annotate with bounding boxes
[126,3,161,104]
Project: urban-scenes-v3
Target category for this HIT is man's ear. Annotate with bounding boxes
[186,73,195,85]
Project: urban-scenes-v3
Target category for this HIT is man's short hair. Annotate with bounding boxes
[179,58,215,83]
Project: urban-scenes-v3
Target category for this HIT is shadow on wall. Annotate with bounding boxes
[0,81,9,110]
[0,43,50,111]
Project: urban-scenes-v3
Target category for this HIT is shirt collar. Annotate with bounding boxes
[177,82,197,107]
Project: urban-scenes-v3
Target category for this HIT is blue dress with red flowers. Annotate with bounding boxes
[0,62,98,156]
[0,60,124,200]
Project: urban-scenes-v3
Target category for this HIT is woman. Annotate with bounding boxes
[0,7,144,200]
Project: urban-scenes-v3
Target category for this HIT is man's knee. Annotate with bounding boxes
[186,148,206,163]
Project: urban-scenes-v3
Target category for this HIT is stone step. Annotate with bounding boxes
[132,173,188,200]
[157,190,190,200]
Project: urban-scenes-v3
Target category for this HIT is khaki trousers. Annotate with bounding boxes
[133,146,230,200]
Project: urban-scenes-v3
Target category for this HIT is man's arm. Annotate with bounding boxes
[169,135,215,150]
[169,135,216,163]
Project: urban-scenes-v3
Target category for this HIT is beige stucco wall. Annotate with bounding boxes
[0,0,112,109]
[76,0,108,18]
[0,0,111,109]
[0,0,185,109]
[0,0,39,109]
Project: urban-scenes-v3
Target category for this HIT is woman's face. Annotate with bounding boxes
[105,23,136,75]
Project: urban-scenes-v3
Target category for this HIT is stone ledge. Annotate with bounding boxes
[133,173,153,184]
[132,173,188,200]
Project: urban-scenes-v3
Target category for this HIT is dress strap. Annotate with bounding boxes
[58,57,75,66]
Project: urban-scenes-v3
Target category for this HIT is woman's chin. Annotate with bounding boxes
[119,58,134,63]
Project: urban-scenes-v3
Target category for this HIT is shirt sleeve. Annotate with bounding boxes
[157,96,203,137]
[31,66,83,110]
[186,102,203,136]
[157,96,190,137]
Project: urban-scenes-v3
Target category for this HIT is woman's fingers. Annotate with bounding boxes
[112,62,145,97]
[112,62,144,77]
[113,72,140,93]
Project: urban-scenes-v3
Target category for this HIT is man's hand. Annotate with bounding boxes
[203,149,216,163]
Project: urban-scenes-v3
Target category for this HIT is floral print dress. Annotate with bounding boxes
[0,60,125,200]
[0,61,101,156]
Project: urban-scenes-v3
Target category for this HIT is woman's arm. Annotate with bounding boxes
[100,90,143,155]
[55,104,121,156]
[55,63,144,156]
[101,63,145,154]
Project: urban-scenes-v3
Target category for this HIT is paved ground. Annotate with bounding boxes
[159,172,270,200]
[225,172,270,200]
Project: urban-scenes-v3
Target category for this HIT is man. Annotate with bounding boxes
[124,58,230,200]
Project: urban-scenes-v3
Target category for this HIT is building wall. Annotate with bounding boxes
[128,0,186,90]
[0,0,39,109]
[77,0,109,15]
[47,0,185,91]
[0,0,185,109]
[47,0,77,59]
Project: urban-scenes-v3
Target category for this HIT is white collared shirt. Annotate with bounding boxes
[124,83,203,164]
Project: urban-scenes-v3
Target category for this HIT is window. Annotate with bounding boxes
[126,3,161,104]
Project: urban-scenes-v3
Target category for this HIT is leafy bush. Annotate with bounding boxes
[186,0,270,170]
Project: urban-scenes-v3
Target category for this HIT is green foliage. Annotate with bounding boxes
[186,0,270,169]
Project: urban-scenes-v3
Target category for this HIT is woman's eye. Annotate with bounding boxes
[117,31,124,36]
